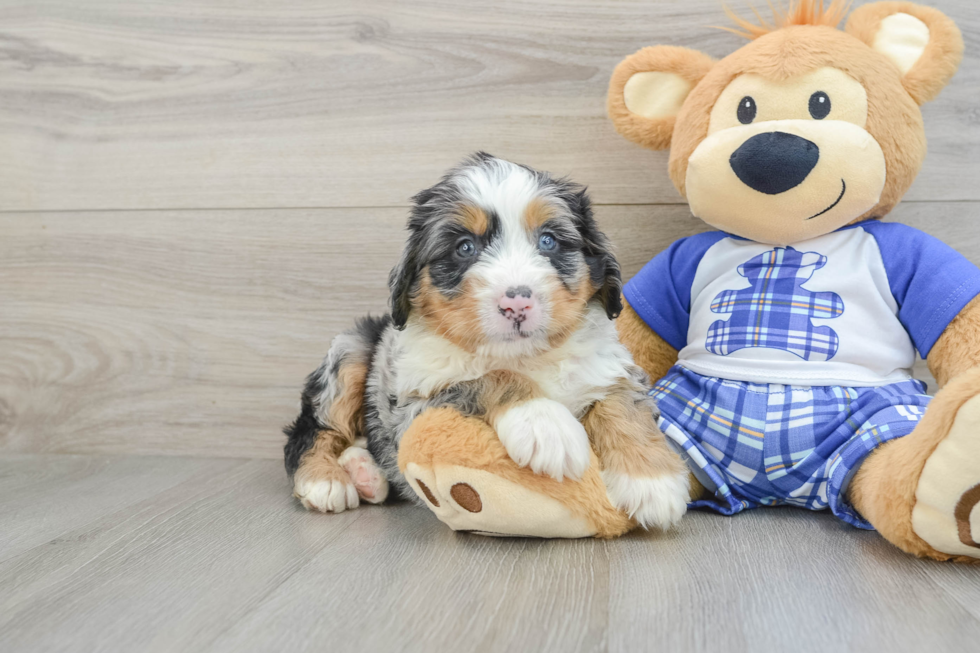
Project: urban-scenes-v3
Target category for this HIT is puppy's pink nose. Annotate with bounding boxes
[498,286,535,316]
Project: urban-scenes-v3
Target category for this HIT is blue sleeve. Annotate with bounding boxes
[622,231,728,351]
[863,221,980,357]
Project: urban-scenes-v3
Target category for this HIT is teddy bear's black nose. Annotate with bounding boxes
[730,132,820,195]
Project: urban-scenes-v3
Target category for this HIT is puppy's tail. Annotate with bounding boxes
[283,315,390,475]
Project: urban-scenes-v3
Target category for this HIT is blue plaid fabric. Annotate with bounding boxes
[706,247,845,361]
[652,366,931,529]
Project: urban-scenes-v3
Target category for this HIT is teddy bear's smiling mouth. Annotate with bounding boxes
[805,179,847,220]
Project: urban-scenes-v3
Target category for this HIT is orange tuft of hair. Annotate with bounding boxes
[718,0,853,40]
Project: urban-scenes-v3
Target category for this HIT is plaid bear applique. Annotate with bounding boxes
[706,247,845,361]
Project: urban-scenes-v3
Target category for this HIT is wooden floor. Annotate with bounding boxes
[2,1,980,651]
[1,454,980,653]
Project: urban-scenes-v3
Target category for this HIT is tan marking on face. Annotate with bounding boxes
[327,361,368,441]
[414,271,486,353]
[457,204,488,236]
[546,268,596,349]
[523,197,557,234]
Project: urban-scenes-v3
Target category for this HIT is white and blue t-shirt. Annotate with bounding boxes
[623,221,980,387]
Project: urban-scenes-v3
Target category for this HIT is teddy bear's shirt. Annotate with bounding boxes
[624,220,980,387]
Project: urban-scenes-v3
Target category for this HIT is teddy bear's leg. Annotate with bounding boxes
[849,368,980,562]
[397,407,635,538]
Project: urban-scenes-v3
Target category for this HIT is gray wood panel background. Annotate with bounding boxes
[1,0,978,461]
[2,0,978,211]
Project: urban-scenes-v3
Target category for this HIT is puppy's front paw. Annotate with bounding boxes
[293,469,359,513]
[602,470,689,530]
[494,398,590,481]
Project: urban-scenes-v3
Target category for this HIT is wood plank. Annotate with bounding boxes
[0,206,408,459]
[0,0,977,211]
[920,560,980,625]
[0,454,242,563]
[606,508,980,652]
[206,506,611,653]
[1,201,976,458]
[1,455,979,652]
[0,456,360,653]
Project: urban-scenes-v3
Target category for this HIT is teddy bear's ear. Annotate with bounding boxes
[607,46,715,151]
[846,2,963,105]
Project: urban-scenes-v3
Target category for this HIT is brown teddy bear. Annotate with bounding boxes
[605,0,980,562]
[400,1,980,562]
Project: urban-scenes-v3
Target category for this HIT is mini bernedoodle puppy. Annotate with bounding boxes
[284,153,689,529]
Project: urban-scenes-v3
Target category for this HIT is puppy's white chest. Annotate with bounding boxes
[527,363,604,417]
[526,341,634,417]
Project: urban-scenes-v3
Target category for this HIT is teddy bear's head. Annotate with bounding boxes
[608,1,963,245]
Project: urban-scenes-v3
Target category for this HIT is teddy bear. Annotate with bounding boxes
[605,0,980,562]
[399,0,980,563]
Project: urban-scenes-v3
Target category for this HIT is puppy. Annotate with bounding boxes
[284,153,689,529]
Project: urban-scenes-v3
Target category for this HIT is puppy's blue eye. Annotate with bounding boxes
[538,233,557,251]
[456,239,477,258]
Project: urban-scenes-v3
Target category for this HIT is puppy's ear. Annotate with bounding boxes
[390,189,435,329]
[607,45,715,151]
[567,188,623,320]
[846,2,963,105]
[592,249,624,321]
[388,241,419,330]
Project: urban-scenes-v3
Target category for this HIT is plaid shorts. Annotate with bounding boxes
[653,365,931,529]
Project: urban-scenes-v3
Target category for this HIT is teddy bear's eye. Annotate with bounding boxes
[737,96,757,124]
[809,91,831,119]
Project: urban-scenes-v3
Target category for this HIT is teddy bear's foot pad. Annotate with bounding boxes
[912,394,980,558]
[404,462,595,538]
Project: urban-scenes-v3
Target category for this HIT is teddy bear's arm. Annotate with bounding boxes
[926,295,980,388]
[617,299,679,384]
